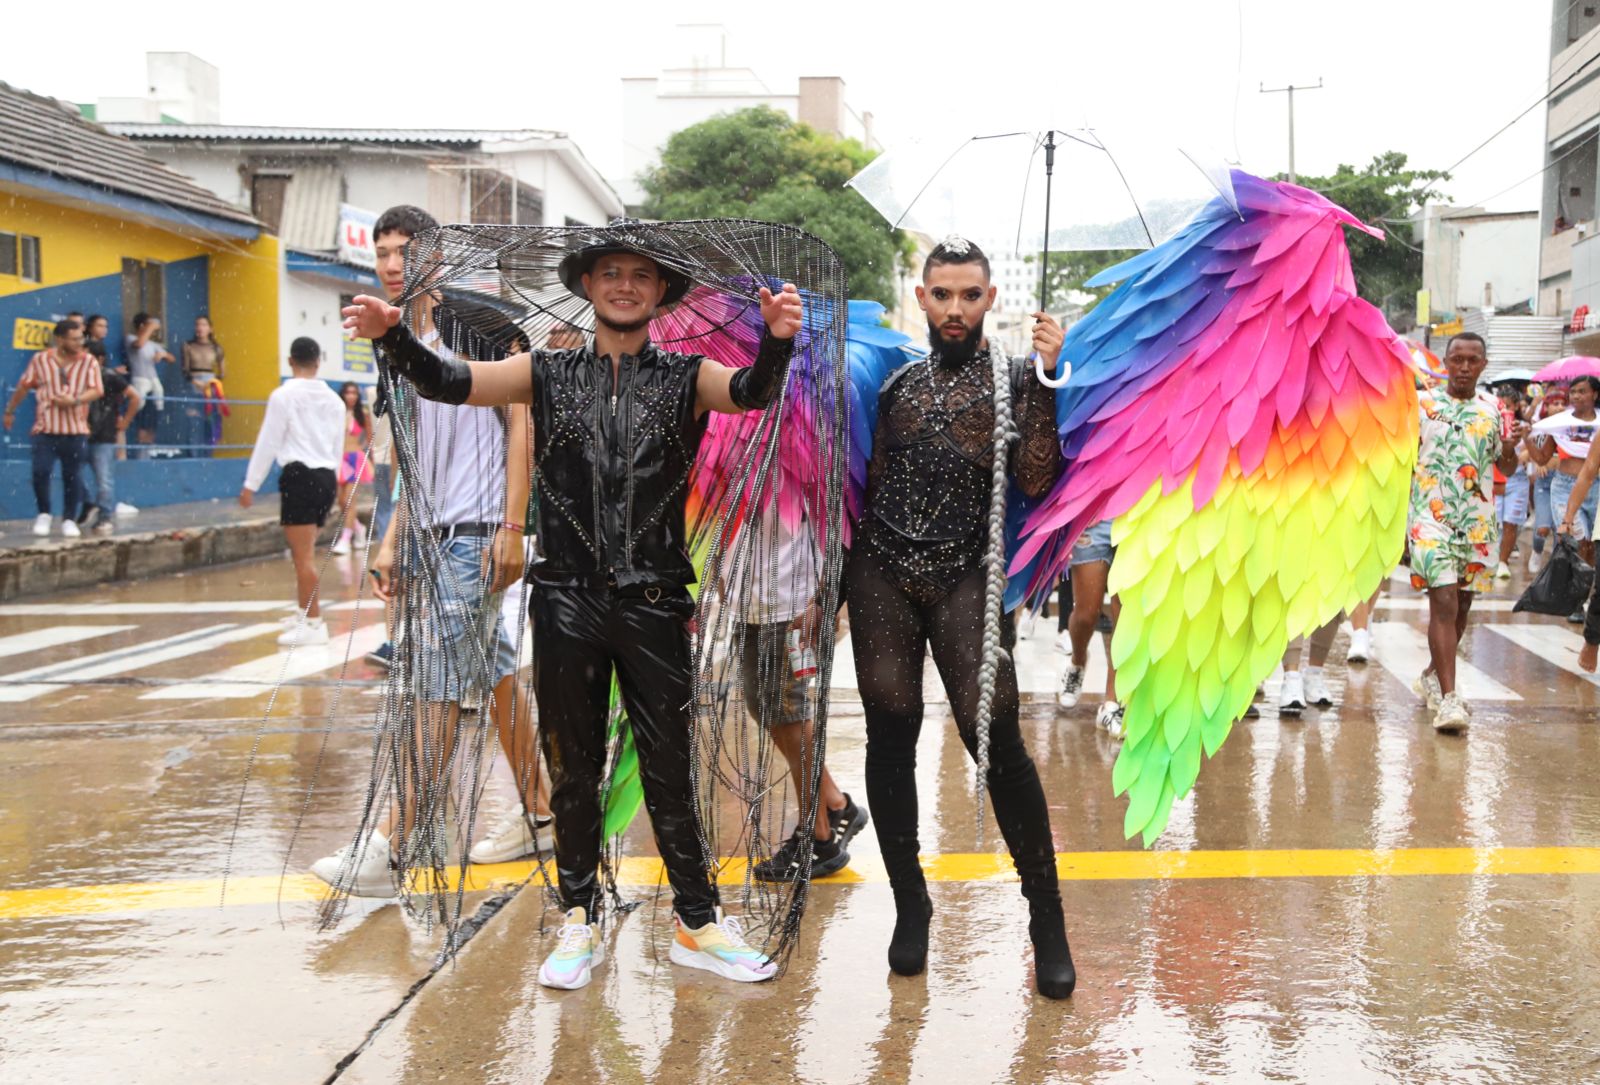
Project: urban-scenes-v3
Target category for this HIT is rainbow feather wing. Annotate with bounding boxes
[1014,171,1418,845]
[843,300,918,525]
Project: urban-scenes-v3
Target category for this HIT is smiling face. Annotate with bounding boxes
[583,252,667,332]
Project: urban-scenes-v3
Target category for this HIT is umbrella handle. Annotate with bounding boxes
[1034,353,1072,388]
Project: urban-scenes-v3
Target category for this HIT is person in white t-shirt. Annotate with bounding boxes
[239,337,346,646]
[728,507,868,883]
[310,205,553,899]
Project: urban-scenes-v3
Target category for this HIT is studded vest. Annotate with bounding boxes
[529,343,708,590]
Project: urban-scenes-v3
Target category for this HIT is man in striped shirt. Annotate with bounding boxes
[3,319,104,537]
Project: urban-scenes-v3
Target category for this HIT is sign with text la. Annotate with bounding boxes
[337,204,379,269]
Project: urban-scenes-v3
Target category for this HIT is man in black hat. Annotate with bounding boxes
[343,231,802,989]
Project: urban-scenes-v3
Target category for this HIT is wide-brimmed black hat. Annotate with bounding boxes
[557,225,693,307]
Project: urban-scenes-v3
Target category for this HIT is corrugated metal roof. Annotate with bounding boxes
[278,162,342,253]
[0,82,260,229]
[1462,311,1567,376]
[106,123,564,145]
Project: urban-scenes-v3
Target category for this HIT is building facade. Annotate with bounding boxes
[1539,3,1600,328]
[0,80,275,518]
[111,124,626,383]
[1417,204,1539,318]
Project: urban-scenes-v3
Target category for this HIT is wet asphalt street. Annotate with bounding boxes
[0,551,1597,1083]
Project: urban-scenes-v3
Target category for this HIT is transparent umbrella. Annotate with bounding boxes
[846,127,1237,311]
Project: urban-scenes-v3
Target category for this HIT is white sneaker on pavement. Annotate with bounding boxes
[1528,552,1544,576]
[330,534,351,556]
[1095,700,1125,739]
[1278,671,1306,716]
[278,617,329,646]
[1433,692,1470,733]
[469,804,555,864]
[1348,628,1372,664]
[1057,664,1086,708]
[1054,630,1071,656]
[1411,669,1442,712]
[32,513,51,536]
[114,502,139,517]
[310,829,396,897]
[61,519,81,538]
[1494,561,1511,580]
[538,907,604,990]
[1303,667,1332,707]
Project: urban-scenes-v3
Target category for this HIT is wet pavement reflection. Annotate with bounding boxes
[1,556,1597,1082]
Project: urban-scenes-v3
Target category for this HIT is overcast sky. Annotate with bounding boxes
[6,0,1556,214]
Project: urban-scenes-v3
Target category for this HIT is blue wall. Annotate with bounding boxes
[0,455,282,520]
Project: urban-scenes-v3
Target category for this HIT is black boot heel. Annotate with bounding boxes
[1029,901,1076,999]
[888,890,933,976]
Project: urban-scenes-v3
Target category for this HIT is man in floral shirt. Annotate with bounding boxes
[1408,332,1524,731]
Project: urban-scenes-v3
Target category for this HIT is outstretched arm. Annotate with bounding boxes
[695,284,802,417]
[342,295,534,406]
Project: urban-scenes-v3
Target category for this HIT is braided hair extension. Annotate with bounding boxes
[972,346,1016,839]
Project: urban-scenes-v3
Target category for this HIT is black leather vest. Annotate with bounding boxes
[529,343,708,590]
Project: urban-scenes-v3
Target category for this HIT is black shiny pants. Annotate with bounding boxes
[530,586,718,926]
[846,552,1060,906]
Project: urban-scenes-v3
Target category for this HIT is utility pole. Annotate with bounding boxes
[1260,78,1323,183]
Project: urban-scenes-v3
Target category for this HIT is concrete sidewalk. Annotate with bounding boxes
[0,496,328,601]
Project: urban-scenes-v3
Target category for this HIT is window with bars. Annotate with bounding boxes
[0,232,41,280]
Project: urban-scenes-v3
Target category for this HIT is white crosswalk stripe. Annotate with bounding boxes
[1368,621,1522,702]
[144,622,387,700]
[0,602,291,616]
[0,625,136,659]
[0,622,284,702]
[1483,624,1600,688]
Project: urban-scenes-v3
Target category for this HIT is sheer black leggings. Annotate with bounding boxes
[846,550,1060,907]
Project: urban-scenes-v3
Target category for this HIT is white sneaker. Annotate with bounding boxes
[1278,671,1306,716]
[1057,664,1086,708]
[310,829,396,897]
[114,502,139,517]
[278,617,329,646]
[1411,670,1442,712]
[538,907,604,990]
[469,804,555,864]
[1054,630,1071,656]
[1528,552,1544,576]
[1303,668,1332,707]
[1095,700,1125,739]
[61,519,81,538]
[1348,628,1371,664]
[32,513,51,536]
[1494,562,1511,580]
[669,907,776,982]
[1433,692,1470,733]
[330,534,351,556]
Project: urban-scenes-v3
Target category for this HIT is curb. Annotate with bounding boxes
[0,519,324,601]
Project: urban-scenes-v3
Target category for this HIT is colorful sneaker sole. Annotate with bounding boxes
[668,940,775,983]
[538,942,603,990]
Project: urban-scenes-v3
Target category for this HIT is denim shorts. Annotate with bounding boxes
[1494,470,1530,526]
[1068,520,1114,567]
[416,533,520,704]
[1551,470,1600,540]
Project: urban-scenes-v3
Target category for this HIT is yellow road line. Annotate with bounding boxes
[2,847,1596,921]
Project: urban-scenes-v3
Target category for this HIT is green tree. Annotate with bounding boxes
[1283,152,1449,325]
[1033,249,1142,315]
[639,106,914,307]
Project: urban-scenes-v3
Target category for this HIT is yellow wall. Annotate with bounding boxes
[211,234,281,452]
[0,194,209,296]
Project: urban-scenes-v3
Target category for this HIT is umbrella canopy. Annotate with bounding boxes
[1533,356,1600,382]
[845,127,1236,257]
[1495,368,1538,383]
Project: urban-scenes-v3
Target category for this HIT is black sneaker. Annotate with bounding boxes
[366,641,394,669]
[828,794,870,848]
[77,505,102,531]
[753,827,849,882]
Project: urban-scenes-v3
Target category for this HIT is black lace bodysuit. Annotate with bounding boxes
[856,349,1061,606]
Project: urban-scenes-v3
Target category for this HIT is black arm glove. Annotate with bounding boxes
[375,322,472,405]
[727,331,795,410]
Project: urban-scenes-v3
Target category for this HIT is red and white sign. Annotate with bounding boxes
[337,204,378,269]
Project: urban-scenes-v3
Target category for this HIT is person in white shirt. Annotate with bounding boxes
[239,337,346,646]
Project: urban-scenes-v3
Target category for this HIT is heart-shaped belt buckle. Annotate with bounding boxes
[645,587,661,604]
